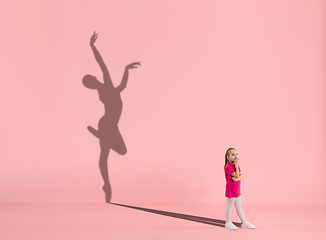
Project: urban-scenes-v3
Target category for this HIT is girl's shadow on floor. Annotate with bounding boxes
[110,203,241,228]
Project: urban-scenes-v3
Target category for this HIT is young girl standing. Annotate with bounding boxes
[224,148,255,230]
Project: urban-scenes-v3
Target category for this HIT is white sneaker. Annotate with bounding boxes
[241,221,255,229]
[225,222,238,230]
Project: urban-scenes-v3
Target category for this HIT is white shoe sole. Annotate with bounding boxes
[241,224,255,229]
[225,224,238,230]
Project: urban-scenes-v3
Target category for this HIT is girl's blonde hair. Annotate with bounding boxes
[224,148,236,169]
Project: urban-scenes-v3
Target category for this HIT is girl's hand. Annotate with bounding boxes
[234,160,239,167]
[232,177,238,182]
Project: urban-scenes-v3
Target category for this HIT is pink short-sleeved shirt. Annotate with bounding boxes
[225,161,241,198]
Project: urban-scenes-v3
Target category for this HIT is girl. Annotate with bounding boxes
[224,148,255,230]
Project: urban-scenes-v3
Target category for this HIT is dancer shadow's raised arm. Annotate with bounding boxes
[90,32,113,87]
[116,62,141,92]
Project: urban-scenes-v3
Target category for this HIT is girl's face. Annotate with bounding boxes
[227,149,239,164]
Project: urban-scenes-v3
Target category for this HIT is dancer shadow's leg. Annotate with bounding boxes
[87,126,100,138]
[98,124,126,203]
[99,142,111,203]
[110,125,127,155]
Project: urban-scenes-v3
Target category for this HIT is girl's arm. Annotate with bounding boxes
[230,161,240,178]
[232,172,243,182]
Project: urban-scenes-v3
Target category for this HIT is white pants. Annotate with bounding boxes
[225,196,247,223]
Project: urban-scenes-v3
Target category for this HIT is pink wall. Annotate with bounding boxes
[0,0,324,203]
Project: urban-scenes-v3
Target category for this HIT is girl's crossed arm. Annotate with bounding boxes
[231,161,243,181]
[232,172,243,182]
[230,161,240,178]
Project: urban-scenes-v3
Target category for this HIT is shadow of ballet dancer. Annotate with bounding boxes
[82,31,141,203]
[111,203,241,227]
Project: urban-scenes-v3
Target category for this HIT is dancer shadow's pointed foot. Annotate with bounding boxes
[103,184,112,203]
[87,126,100,138]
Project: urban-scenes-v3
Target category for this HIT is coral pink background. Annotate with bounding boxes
[0,0,325,204]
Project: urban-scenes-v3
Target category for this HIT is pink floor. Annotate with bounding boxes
[1,203,325,240]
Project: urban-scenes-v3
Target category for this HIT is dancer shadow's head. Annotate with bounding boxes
[82,74,100,89]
